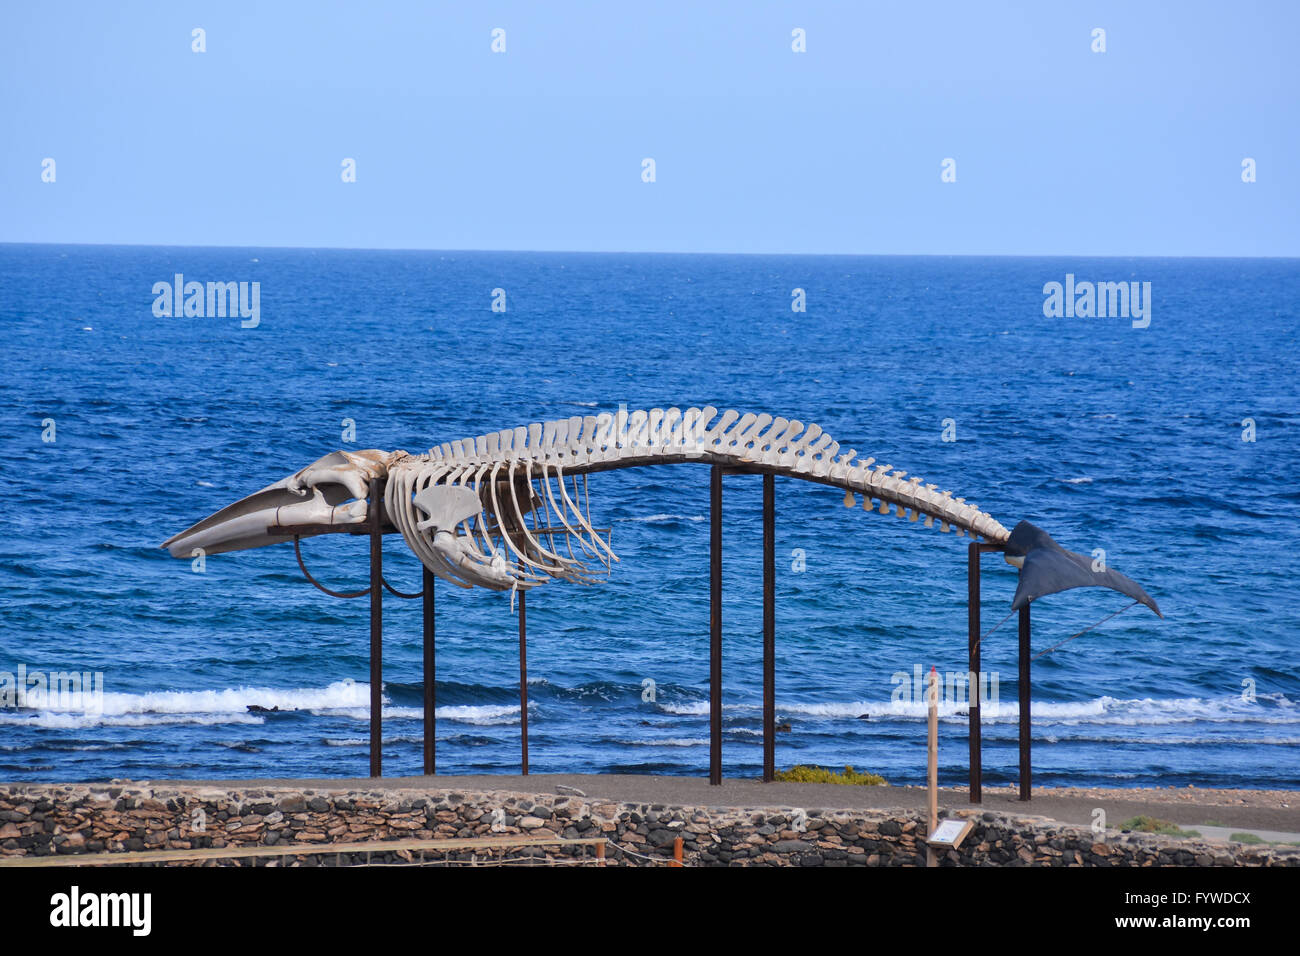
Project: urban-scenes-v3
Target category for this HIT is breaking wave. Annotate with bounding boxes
[659,694,1297,725]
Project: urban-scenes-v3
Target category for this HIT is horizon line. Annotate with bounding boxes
[1,240,1298,261]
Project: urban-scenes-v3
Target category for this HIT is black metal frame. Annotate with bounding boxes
[286,470,1035,799]
[967,540,1032,802]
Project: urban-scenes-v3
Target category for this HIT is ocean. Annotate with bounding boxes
[1,244,1297,789]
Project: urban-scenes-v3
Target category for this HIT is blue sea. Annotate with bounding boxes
[2,244,1297,789]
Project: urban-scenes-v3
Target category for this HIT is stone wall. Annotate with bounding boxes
[2,783,1296,867]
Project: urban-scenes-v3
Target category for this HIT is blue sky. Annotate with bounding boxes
[2,1,1296,256]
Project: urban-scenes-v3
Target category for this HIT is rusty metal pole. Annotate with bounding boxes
[967,542,981,803]
[927,667,939,867]
[762,473,775,783]
[368,477,383,778]
[422,566,435,775]
[1018,601,1031,801]
[519,585,529,775]
[709,465,722,786]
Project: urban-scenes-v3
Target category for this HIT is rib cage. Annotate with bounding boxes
[384,406,1011,592]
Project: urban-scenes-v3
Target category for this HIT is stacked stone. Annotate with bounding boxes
[1,784,1296,867]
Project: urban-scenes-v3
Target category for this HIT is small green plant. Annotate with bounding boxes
[1119,816,1200,838]
[773,765,887,786]
[1229,832,1264,845]
[1201,819,1225,828]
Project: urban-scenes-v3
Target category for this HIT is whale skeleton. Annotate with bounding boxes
[162,404,1163,792]
[162,405,1160,616]
[163,406,1012,594]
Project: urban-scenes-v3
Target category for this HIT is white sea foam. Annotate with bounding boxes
[89,680,374,716]
[322,735,428,747]
[777,700,879,718]
[659,693,1297,725]
[0,680,375,728]
[1039,734,1300,746]
[7,679,1289,738]
[618,737,709,747]
[622,513,708,524]
[314,702,531,724]
[0,711,266,729]
[435,703,527,725]
[879,694,1297,724]
[312,705,422,721]
[658,701,709,715]
[0,677,549,731]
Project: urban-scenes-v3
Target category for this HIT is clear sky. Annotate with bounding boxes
[2,1,1296,256]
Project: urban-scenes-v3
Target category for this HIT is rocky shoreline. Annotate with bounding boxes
[2,782,1297,867]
